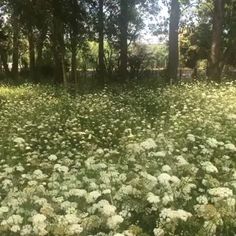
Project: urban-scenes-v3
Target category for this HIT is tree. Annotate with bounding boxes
[10,2,20,79]
[119,0,128,81]
[98,0,105,83]
[208,0,225,81]
[50,0,66,86]
[167,0,181,84]
[0,18,10,76]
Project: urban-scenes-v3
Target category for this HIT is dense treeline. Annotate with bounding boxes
[0,0,235,87]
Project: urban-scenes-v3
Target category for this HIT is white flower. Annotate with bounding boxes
[126,143,144,154]
[162,194,174,205]
[7,215,23,225]
[64,214,80,224]
[160,208,192,222]
[86,191,101,203]
[225,143,236,152]
[152,151,166,158]
[206,138,218,148]
[226,198,235,210]
[107,215,124,229]
[10,225,21,232]
[170,176,181,184]
[32,214,46,224]
[33,169,46,179]
[98,201,116,217]
[20,225,33,236]
[161,165,171,173]
[208,187,233,199]
[196,195,208,205]
[13,137,25,144]
[96,148,104,155]
[54,164,69,173]
[140,138,157,150]
[0,206,9,215]
[201,161,218,173]
[141,172,158,186]
[187,134,195,142]
[227,114,236,120]
[32,214,47,236]
[102,189,112,195]
[68,224,83,235]
[68,189,87,198]
[147,192,160,204]
[203,221,217,235]
[158,173,171,185]
[48,154,57,161]
[176,156,189,166]
[153,228,165,236]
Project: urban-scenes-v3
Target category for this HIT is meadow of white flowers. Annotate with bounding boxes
[0,82,235,236]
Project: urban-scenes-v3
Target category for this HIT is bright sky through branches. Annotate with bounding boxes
[139,2,169,44]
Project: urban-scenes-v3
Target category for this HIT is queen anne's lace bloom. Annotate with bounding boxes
[147,192,160,204]
[208,187,233,199]
[107,215,124,229]
[140,138,157,150]
[201,161,218,173]
[160,208,192,222]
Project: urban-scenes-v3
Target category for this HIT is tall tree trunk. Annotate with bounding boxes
[51,2,66,87]
[167,0,180,84]
[28,28,36,82]
[120,0,128,81]
[0,50,10,76]
[70,0,79,89]
[36,29,47,69]
[98,0,105,84]
[71,34,77,87]
[208,0,225,82]
[36,28,47,81]
[12,14,20,79]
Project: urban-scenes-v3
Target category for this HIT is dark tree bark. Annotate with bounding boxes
[36,28,47,71]
[28,28,36,82]
[0,50,10,76]
[12,14,20,79]
[51,1,67,87]
[34,28,47,82]
[70,0,79,88]
[71,33,77,86]
[119,0,128,81]
[208,0,225,82]
[167,0,180,84]
[98,0,105,83]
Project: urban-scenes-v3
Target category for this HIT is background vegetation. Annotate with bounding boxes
[0,0,235,87]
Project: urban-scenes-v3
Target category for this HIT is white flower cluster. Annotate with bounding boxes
[32,214,47,236]
[1,83,236,235]
[160,208,192,222]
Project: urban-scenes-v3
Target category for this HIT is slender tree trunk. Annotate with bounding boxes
[71,34,77,86]
[70,0,79,89]
[208,0,225,82]
[120,0,128,81]
[167,0,180,84]
[28,28,36,82]
[36,28,47,69]
[12,14,20,79]
[0,50,10,76]
[51,2,67,87]
[98,0,105,83]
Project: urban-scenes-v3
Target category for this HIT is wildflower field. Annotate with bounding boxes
[0,82,236,236]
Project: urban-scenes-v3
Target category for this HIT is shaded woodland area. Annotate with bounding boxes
[0,0,235,88]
